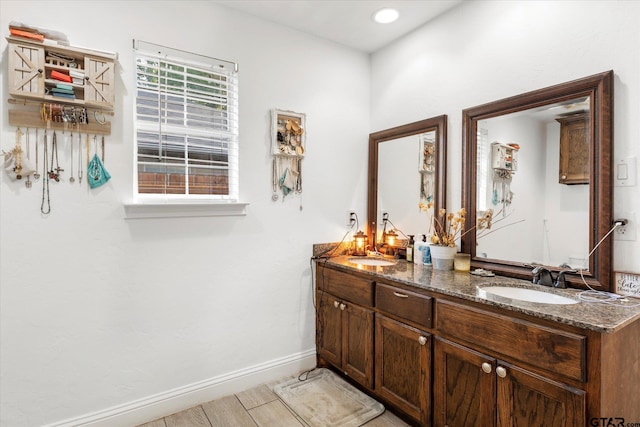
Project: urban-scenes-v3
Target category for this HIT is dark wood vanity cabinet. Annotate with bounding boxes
[315,264,640,426]
[316,267,374,389]
[434,299,586,427]
[556,112,590,185]
[434,337,585,427]
[434,337,497,426]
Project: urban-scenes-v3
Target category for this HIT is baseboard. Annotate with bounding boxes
[43,349,317,427]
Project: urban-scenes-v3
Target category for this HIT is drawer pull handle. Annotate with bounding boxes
[418,336,427,346]
[496,366,507,378]
[481,362,492,374]
[339,303,346,311]
[393,292,409,298]
[333,300,340,308]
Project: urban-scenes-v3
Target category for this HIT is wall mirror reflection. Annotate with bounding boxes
[368,116,447,249]
[475,97,590,268]
[462,71,613,291]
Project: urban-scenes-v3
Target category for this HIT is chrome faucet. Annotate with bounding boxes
[554,269,577,289]
[532,266,577,289]
[531,266,554,287]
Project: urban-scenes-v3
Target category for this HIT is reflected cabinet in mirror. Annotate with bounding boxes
[461,71,613,291]
[368,116,447,247]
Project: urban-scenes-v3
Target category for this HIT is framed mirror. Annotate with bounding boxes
[461,71,613,291]
[367,115,447,247]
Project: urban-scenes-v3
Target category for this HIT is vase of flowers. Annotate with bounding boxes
[429,244,458,270]
[420,205,467,270]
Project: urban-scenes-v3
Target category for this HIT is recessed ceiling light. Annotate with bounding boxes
[373,8,399,24]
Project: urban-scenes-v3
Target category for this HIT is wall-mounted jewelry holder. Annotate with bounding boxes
[8,98,113,135]
[419,132,435,204]
[271,109,306,201]
[3,33,117,214]
[490,141,519,213]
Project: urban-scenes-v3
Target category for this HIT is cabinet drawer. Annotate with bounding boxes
[317,267,374,307]
[436,300,586,382]
[376,283,432,328]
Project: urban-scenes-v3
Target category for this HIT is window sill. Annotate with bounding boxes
[123,201,249,219]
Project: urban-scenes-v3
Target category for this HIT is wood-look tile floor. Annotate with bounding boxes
[137,373,410,427]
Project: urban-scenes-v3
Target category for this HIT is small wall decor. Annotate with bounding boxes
[490,141,519,213]
[271,109,306,202]
[419,132,436,204]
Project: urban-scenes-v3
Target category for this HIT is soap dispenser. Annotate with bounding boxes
[413,235,424,264]
[406,235,415,263]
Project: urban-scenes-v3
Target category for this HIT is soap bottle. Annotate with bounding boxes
[415,234,431,265]
[406,235,414,263]
[413,234,425,264]
[423,235,432,265]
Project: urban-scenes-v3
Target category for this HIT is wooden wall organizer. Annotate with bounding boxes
[8,99,112,135]
[6,36,116,135]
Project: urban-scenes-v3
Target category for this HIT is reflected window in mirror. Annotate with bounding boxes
[461,71,613,291]
[368,116,447,248]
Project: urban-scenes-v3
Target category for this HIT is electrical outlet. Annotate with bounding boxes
[614,212,636,241]
[347,211,357,227]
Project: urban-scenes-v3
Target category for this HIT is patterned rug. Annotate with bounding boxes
[273,368,385,427]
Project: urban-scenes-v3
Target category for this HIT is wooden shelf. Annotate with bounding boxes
[9,109,111,135]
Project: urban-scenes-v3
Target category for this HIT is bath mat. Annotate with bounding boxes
[273,368,384,427]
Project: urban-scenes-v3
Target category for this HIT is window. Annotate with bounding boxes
[133,40,238,201]
[476,127,489,212]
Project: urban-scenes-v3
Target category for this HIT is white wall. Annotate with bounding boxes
[371,0,640,274]
[0,2,370,426]
[3,1,640,426]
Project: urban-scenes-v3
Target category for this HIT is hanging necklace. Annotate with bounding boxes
[49,131,63,182]
[77,132,83,185]
[69,131,75,183]
[41,130,51,214]
[33,129,41,180]
[25,129,32,188]
[271,157,279,201]
[13,128,24,179]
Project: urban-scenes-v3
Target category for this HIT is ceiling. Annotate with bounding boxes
[212,0,464,53]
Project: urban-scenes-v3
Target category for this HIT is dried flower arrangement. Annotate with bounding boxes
[419,203,504,247]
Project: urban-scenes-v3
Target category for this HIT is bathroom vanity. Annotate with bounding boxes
[314,256,640,427]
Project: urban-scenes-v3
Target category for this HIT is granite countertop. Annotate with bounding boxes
[318,255,640,334]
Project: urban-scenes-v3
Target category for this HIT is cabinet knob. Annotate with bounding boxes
[496,366,507,378]
[333,300,340,308]
[37,68,43,74]
[481,362,492,374]
[418,336,427,346]
[339,303,346,311]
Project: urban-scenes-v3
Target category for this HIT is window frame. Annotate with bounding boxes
[132,40,241,206]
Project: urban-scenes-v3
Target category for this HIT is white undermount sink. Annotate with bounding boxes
[347,257,396,267]
[478,286,578,305]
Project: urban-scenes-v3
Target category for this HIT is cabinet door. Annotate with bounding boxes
[434,337,497,427]
[84,55,115,107]
[342,301,374,388]
[376,314,431,425]
[317,293,342,368]
[496,362,585,427]
[8,41,45,98]
[557,113,589,185]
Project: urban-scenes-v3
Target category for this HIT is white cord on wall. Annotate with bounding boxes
[576,220,640,307]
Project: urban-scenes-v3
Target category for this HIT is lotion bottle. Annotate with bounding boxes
[414,234,427,264]
[406,235,414,263]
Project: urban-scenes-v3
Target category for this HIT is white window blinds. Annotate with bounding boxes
[476,127,489,212]
[133,40,239,200]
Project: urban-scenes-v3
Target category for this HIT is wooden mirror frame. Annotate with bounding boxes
[461,71,613,291]
[367,115,448,247]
